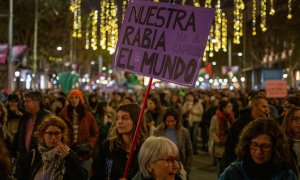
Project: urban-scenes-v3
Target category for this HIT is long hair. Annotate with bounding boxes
[282,106,300,139]
[0,138,12,176]
[235,118,291,169]
[107,103,148,151]
[161,107,182,130]
[66,103,86,121]
[0,102,7,125]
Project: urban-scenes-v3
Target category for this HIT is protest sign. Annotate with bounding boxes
[112,1,215,87]
[265,80,288,98]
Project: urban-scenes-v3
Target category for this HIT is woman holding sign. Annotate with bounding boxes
[91,103,148,180]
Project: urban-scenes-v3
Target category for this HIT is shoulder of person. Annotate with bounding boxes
[220,161,248,180]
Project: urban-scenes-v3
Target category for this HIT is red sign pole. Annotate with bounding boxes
[122,77,153,178]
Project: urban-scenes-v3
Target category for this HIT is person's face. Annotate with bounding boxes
[250,134,273,164]
[187,94,194,102]
[24,97,39,114]
[282,100,293,112]
[148,100,156,111]
[116,110,134,135]
[147,153,180,180]
[69,95,80,108]
[165,115,177,129]
[252,99,270,118]
[44,125,62,149]
[291,110,300,134]
[223,103,233,114]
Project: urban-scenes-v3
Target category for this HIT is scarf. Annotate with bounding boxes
[216,110,234,144]
[243,157,281,179]
[34,145,65,180]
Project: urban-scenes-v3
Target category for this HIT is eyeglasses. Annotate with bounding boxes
[45,131,62,138]
[156,156,181,166]
[291,116,300,122]
[250,142,272,152]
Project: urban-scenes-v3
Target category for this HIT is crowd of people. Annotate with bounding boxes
[0,87,300,179]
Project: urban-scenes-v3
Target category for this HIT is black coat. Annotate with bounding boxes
[223,107,253,169]
[17,149,87,180]
[91,141,140,180]
[11,109,52,158]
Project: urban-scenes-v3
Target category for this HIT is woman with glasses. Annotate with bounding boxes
[219,118,297,180]
[132,136,182,180]
[91,103,148,180]
[154,107,193,179]
[282,106,300,175]
[17,115,87,180]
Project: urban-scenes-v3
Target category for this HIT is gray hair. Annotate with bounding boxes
[138,136,179,178]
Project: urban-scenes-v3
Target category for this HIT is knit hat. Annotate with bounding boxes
[68,89,85,103]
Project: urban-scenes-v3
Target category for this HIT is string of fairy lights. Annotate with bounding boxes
[69,0,296,57]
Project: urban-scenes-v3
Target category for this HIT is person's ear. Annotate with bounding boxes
[146,163,153,172]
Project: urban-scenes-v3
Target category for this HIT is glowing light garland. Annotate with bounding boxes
[221,12,227,52]
[260,0,267,32]
[214,0,222,52]
[269,0,275,15]
[100,1,106,50]
[91,10,98,50]
[287,0,293,19]
[107,0,118,54]
[252,0,256,36]
[122,0,127,21]
[193,0,200,7]
[70,0,82,38]
[85,13,91,50]
[233,0,244,44]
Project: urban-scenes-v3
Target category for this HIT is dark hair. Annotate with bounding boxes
[161,107,182,130]
[218,100,231,112]
[149,97,161,112]
[282,106,300,139]
[7,94,19,102]
[283,95,300,107]
[235,118,291,169]
[23,91,45,108]
[96,101,108,119]
[108,103,148,151]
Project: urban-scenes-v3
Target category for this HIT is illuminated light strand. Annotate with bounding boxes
[182,0,187,5]
[107,0,118,54]
[287,0,293,19]
[221,12,227,52]
[91,10,98,50]
[214,0,222,52]
[269,0,275,15]
[122,0,127,21]
[193,0,200,7]
[252,0,256,35]
[71,0,82,38]
[260,0,267,32]
[233,0,244,44]
[209,26,214,57]
[100,1,107,50]
[205,0,212,8]
[85,13,91,50]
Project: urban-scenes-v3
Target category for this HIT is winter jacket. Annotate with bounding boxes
[91,141,140,180]
[16,149,88,180]
[223,107,253,168]
[219,161,297,180]
[11,109,52,158]
[154,125,193,174]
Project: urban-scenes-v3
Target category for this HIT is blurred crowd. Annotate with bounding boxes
[0,87,300,179]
